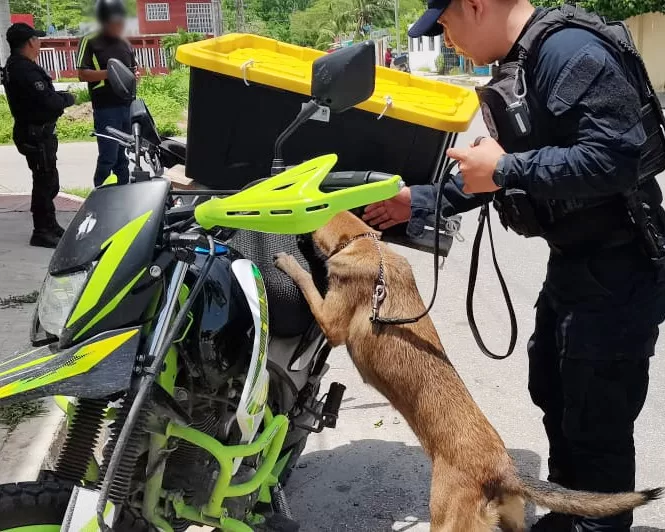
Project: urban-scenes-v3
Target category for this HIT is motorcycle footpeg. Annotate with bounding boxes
[322,382,346,428]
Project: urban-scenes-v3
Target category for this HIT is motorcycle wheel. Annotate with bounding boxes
[0,480,153,532]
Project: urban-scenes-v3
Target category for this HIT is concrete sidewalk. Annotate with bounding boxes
[0,209,78,484]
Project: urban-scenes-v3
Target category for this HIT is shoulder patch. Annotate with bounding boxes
[34,80,45,91]
[547,43,606,116]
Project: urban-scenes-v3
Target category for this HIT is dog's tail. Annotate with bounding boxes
[513,474,662,517]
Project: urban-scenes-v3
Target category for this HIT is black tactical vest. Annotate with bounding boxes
[477,4,665,240]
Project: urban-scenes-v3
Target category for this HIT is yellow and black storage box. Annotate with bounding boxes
[176,34,478,190]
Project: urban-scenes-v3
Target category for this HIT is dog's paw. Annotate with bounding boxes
[274,252,302,278]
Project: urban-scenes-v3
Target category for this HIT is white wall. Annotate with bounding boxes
[407,33,442,72]
[625,12,665,91]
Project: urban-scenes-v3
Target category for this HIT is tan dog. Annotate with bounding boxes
[274,211,661,532]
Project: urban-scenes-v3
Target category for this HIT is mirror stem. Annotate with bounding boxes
[271,100,320,175]
[133,122,142,171]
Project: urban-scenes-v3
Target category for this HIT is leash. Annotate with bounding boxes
[336,149,517,359]
[466,203,517,360]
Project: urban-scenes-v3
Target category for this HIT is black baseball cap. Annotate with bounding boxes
[6,23,46,49]
[408,0,451,38]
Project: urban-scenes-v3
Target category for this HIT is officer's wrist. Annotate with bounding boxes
[492,154,509,188]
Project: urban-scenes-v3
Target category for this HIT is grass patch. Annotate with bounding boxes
[1,68,190,145]
[0,291,40,309]
[0,400,47,432]
[62,187,92,198]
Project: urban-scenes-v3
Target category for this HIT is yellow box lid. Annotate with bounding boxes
[176,34,479,133]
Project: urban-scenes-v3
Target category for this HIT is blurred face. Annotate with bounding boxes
[438,0,502,65]
[103,19,125,38]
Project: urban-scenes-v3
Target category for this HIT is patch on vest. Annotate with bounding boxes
[481,102,499,140]
[34,80,45,91]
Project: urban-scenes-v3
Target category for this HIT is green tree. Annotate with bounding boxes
[9,0,44,29]
[343,0,392,37]
[531,0,665,21]
[162,28,204,69]
[290,0,348,47]
[314,3,353,48]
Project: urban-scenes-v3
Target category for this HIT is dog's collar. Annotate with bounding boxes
[328,232,380,258]
[328,232,387,322]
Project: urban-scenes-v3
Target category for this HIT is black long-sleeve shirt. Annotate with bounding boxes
[3,54,74,127]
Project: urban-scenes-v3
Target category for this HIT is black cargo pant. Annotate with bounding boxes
[14,125,60,232]
[528,243,663,532]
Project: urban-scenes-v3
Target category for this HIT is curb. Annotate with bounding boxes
[0,398,66,484]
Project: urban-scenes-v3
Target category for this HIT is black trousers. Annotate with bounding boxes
[528,244,662,531]
[14,129,60,232]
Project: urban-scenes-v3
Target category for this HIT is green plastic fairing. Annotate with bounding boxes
[194,154,401,234]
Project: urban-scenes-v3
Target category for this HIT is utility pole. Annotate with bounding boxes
[235,0,245,32]
[46,0,52,33]
[394,0,400,55]
[0,0,10,66]
[212,0,223,36]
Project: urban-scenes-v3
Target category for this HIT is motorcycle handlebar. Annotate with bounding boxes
[319,171,399,192]
[105,126,135,145]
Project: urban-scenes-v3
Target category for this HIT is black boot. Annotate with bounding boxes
[48,218,66,237]
[531,512,574,531]
[30,229,60,248]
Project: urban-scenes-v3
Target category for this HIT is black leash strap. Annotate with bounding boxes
[466,203,517,360]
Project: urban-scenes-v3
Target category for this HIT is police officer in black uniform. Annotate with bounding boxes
[1,23,75,248]
[364,1,665,531]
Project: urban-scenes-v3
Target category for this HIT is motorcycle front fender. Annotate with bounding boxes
[0,327,141,405]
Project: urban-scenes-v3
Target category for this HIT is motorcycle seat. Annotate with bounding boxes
[229,231,315,338]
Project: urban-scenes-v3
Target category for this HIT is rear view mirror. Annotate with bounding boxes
[311,41,376,113]
[107,58,136,102]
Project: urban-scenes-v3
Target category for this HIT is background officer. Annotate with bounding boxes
[364,0,665,531]
[1,23,75,248]
[77,0,137,186]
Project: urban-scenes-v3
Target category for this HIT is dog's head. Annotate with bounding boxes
[313,211,381,257]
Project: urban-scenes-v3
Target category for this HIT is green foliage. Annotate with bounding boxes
[137,68,190,136]
[62,186,92,198]
[531,0,665,21]
[434,53,445,74]
[73,88,91,105]
[162,28,205,70]
[0,96,12,144]
[290,0,406,49]
[9,0,92,32]
[0,400,46,432]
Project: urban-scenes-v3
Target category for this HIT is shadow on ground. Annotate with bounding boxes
[286,439,541,531]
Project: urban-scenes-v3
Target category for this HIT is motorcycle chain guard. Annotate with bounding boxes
[194,154,401,234]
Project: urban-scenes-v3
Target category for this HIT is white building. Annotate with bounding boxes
[407,31,442,72]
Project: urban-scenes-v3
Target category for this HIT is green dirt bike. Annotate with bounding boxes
[0,42,401,531]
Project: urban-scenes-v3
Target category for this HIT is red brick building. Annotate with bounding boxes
[137,0,215,35]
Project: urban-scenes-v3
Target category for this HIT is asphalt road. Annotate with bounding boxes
[0,117,663,530]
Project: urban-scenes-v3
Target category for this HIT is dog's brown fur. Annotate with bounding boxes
[275,211,661,532]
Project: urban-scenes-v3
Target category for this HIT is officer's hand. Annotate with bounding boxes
[447,137,504,194]
[363,187,412,230]
[59,91,76,108]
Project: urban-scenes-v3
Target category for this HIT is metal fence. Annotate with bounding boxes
[37,36,170,79]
